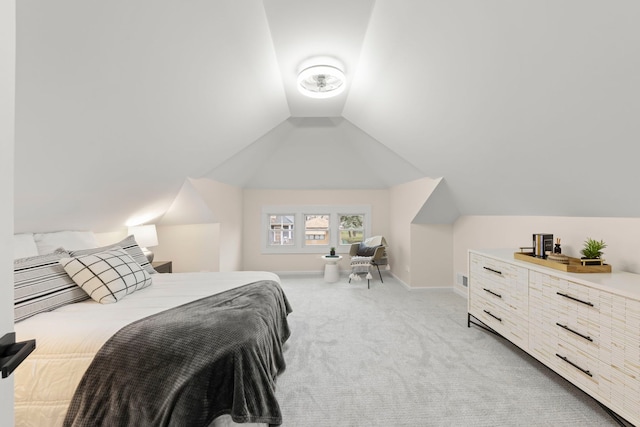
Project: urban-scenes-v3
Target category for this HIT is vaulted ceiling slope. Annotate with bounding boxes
[344,0,640,217]
[205,117,424,189]
[14,0,289,232]
[13,1,640,233]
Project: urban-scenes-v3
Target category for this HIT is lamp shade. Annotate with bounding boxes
[128,224,158,248]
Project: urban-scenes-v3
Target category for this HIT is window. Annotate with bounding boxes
[339,214,364,245]
[304,214,330,246]
[261,205,371,254]
[268,215,295,246]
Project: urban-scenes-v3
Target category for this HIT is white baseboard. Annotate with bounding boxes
[390,272,411,289]
[453,286,468,298]
[274,269,388,277]
[273,270,464,295]
[273,270,322,277]
[389,272,455,291]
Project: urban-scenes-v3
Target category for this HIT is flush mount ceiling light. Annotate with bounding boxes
[297,65,346,99]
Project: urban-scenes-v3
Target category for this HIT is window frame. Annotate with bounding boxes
[261,205,371,254]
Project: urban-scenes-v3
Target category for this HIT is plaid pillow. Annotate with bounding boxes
[14,250,90,322]
[60,247,152,304]
[69,235,156,275]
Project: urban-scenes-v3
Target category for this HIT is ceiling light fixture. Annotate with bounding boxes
[297,65,346,99]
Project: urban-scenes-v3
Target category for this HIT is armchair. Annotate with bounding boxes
[348,236,388,288]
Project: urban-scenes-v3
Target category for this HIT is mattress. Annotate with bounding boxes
[14,271,281,427]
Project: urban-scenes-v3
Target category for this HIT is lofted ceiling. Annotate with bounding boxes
[205,117,424,189]
[13,0,640,233]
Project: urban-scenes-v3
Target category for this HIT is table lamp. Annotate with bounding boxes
[128,224,158,262]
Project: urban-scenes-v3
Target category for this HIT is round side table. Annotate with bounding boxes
[321,255,342,283]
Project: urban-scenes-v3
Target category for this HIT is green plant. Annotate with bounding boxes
[580,238,607,259]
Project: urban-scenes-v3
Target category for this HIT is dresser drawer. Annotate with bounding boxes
[552,283,601,357]
[551,340,601,395]
[470,253,528,284]
[470,281,506,306]
[554,279,601,321]
[469,292,528,350]
[469,253,529,315]
[470,295,505,333]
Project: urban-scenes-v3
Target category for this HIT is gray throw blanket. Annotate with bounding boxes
[64,280,292,427]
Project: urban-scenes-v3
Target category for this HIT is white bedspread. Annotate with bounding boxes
[14,271,280,427]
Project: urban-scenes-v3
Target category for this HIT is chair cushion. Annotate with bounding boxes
[356,242,379,257]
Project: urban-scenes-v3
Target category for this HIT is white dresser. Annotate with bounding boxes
[468,249,640,426]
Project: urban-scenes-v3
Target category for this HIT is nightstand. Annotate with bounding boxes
[321,255,342,283]
[152,261,172,273]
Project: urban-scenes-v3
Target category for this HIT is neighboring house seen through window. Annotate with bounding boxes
[269,215,294,246]
[304,215,330,246]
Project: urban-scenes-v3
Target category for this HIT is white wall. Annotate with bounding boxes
[154,224,220,272]
[94,224,222,274]
[388,177,445,287]
[95,178,244,274]
[189,179,244,272]
[411,223,453,288]
[243,189,390,273]
[1,0,16,423]
[94,230,127,247]
[452,215,640,294]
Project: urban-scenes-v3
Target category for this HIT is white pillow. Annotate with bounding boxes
[59,247,152,304]
[34,231,98,255]
[14,233,39,259]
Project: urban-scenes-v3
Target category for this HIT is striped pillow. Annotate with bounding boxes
[14,250,90,322]
[60,247,152,304]
[69,235,156,275]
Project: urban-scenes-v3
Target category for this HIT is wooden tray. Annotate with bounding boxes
[513,252,612,273]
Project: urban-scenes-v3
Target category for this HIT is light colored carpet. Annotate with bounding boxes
[274,273,619,427]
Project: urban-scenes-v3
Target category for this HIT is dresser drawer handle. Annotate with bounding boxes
[555,323,593,342]
[555,353,593,377]
[483,288,502,298]
[483,310,502,322]
[556,292,594,307]
[483,266,502,275]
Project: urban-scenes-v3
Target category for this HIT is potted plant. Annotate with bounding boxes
[580,238,607,265]
[329,247,336,256]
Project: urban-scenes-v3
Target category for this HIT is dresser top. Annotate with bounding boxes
[470,248,640,300]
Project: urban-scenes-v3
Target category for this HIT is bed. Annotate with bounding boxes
[12,232,291,427]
